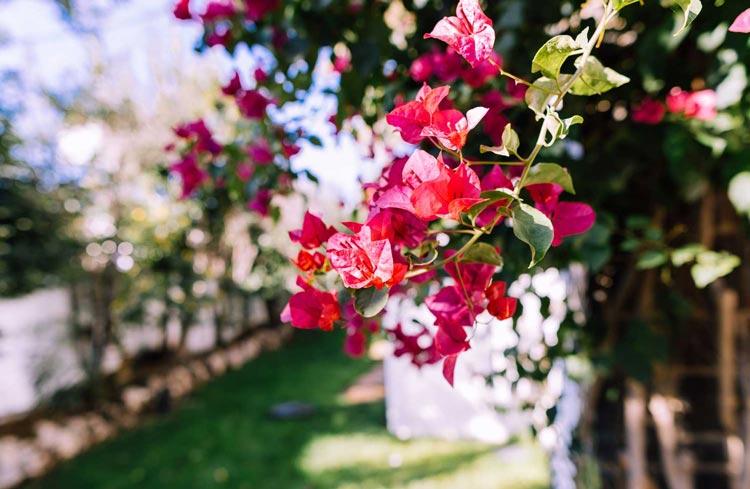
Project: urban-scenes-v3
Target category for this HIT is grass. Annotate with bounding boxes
[26,330,549,489]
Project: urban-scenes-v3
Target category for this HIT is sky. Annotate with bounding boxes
[0,0,369,203]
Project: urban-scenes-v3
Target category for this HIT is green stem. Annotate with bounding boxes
[468,160,526,167]
[489,58,531,87]
[515,2,615,194]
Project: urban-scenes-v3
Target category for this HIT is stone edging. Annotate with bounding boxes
[0,325,293,489]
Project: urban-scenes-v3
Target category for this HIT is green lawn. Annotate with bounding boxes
[26,330,549,489]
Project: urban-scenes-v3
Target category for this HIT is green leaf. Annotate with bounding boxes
[531,35,581,80]
[690,251,740,289]
[522,163,575,194]
[636,250,669,269]
[480,145,509,157]
[353,287,389,318]
[480,189,518,200]
[479,125,520,158]
[671,0,702,35]
[466,189,516,222]
[525,77,559,117]
[569,56,630,96]
[511,202,554,268]
[542,113,584,145]
[501,124,520,155]
[459,242,503,267]
[307,135,323,146]
[613,0,641,11]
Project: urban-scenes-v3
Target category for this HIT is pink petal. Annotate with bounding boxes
[402,150,443,188]
[730,8,750,33]
[552,202,596,246]
[442,354,459,386]
[466,106,489,130]
[416,85,451,114]
[385,102,430,144]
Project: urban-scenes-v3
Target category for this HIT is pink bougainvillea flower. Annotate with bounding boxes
[729,8,750,33]
[528,183,596,246]
[506,79,528,100]
[400,150,482,220]
[281,278,341,331]
[221,72,242,96]
[294,250,327,272]
[365,208,427,249]
[433,50,465,83]
[377,150,482,221]
[666,87,689,114]
[200,0,236,22]
[485,281,517,320]
[236,162,254,182]
[667,87,717,121]
[445,252,495,295]
[632,98,665,125]
[343,328,367,357]
[386,84,450,144]
[527,183,562,215]
[244,0,280,22]
[207,27,233,47]
[333,54,352,73]
[365,156,409,207]
[289,211,336,249]
[424,0,496,68]
[281,142,300,158]
[173,0,191,20]
[401,149,445,189]
[389,323,441,368]
[420,106,489,152]
[424,255,502,385]
[236,89,272,119]
[170,153,208,198]
[247,188,272,216]
[426,287,473,348]
[428,258,495,340]
[174,119,222,155]
[549,202,597,246]
[461,51,502,88]
[409,54,435,82]
[327,225,406,290]
[253,67,268,83]
[247,139,274,164]
[475,165,513,225]
[684,89,718,121]
[442,354,460,386]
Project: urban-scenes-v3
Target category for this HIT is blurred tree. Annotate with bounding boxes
[0,78,80,297]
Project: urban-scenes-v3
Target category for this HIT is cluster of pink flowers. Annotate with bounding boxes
[166,66,299,216]
[167,120,218,198]
[221,70,274,120]
[410,49,502,88]
[173,0,280,48]
[632,87,718,125]
[173,0,279,24]
[281,0,596,384]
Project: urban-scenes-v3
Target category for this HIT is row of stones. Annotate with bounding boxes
[0,325,293,489]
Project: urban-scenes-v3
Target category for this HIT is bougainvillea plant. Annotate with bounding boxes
[278,0,707,385]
